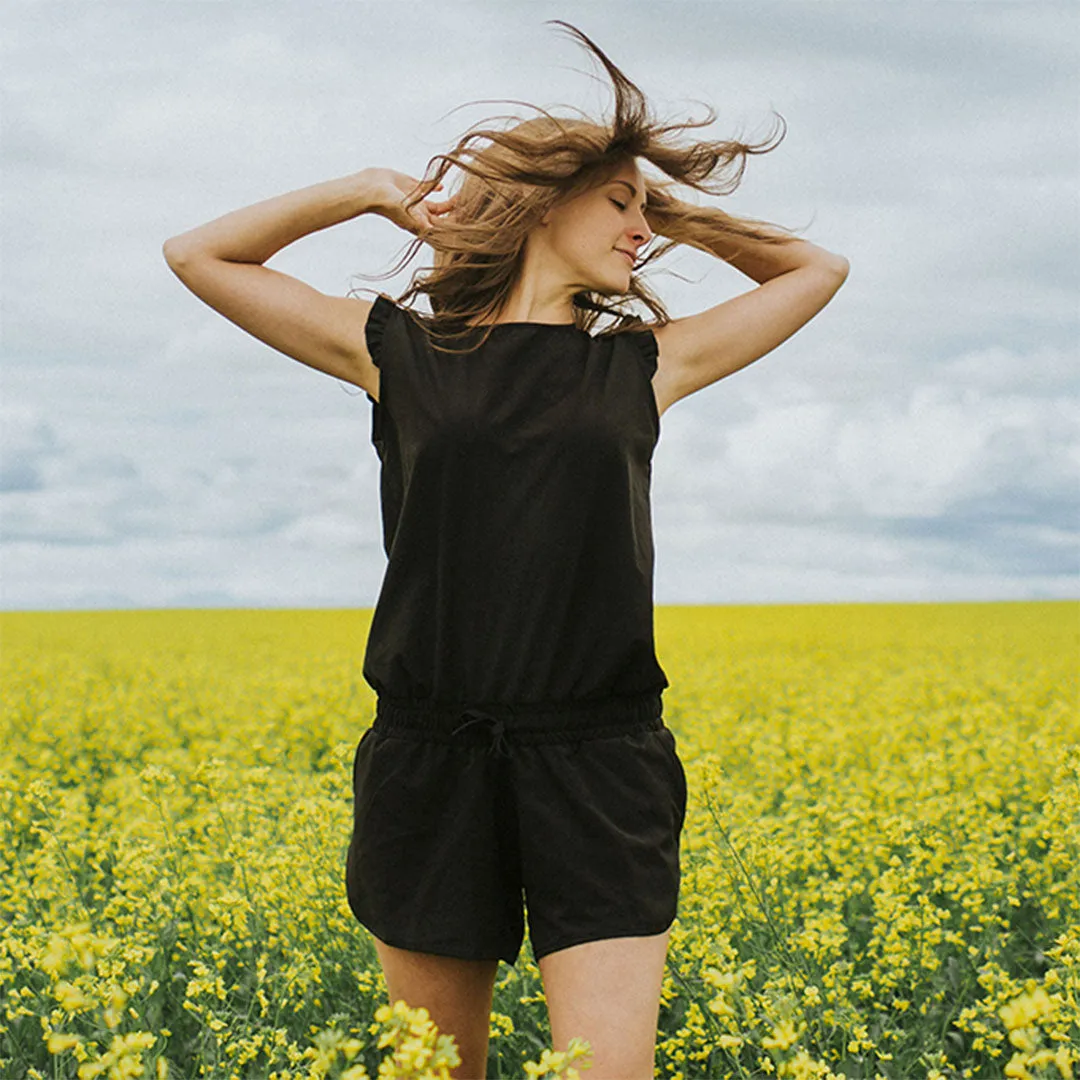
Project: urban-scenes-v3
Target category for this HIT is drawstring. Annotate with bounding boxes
[452,708,512,758]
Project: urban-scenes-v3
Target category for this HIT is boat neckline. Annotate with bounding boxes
[463,321,579,329]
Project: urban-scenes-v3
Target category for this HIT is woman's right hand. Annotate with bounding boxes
[361,167,458,238]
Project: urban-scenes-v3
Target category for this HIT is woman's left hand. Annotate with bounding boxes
[403,177,459,238]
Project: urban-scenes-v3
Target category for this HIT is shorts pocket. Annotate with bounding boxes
[351,726,376,788]
[656,727,688,829]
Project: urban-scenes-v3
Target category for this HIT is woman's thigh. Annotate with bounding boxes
[373,934,500,1079]
[539,928,672,1080]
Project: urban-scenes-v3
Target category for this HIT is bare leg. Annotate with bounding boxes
[372,935,500,1080]
[539,928,671,1080]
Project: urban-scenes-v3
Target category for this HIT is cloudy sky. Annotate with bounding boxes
[2,2,1077,609]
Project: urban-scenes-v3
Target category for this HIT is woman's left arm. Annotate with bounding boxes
[647,200,849,417]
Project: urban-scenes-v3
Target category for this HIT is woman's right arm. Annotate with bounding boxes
[162,168,450,399]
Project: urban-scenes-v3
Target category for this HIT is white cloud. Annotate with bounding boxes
[658,380,1079,522]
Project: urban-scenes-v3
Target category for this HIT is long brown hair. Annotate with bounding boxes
[352,20,800,355]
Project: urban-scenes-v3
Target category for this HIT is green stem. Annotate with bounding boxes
[28,794,93,920]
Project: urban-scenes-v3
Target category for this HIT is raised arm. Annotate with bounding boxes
[162,168,452,399]
[645,195,849,416]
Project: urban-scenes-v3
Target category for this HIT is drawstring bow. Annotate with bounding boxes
[452,708,512,758]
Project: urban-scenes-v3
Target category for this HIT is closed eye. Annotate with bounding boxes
[610,199,627,211]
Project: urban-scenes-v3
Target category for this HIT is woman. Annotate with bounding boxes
[163,21,848,1079]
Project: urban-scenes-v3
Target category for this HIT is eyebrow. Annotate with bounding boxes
[610,179,648,210]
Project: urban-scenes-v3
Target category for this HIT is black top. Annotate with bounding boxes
[361,293,669,705]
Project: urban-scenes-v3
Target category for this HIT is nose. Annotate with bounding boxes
[628,212,652,248]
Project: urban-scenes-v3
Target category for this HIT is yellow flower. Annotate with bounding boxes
[1052,1046,1075,1080]
[999,987,1054,1031]
[489,1012,514,1037]
[47,1032,82,1054]
[762,1018,800,1051]
[54,981,93,1013]
[40,936,71,977]
[103,985,129,1029]
[1008,1027,1037,1053]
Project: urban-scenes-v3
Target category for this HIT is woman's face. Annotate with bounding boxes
[534,158,653,296]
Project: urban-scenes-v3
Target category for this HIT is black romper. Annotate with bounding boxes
[345,294,688,966]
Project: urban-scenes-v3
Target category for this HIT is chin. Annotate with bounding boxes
[596,273,632,297]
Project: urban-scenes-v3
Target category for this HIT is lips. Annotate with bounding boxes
[615,249,635,267]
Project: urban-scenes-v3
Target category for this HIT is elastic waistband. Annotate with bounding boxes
[372,690,663,755]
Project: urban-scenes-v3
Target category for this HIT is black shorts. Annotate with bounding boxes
[344,690,687,966]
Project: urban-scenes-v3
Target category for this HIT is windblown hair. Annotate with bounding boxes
[352,20,800,355]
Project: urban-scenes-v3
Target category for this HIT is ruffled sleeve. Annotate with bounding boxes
[630,326,659,379]
[364,293,395,368]
[619,326,660,438]
[364,294,397,444]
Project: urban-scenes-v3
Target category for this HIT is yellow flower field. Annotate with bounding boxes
[2,602,1077,1079]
